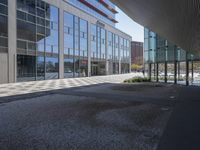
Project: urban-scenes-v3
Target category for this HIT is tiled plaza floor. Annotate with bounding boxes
[0,73,142,97]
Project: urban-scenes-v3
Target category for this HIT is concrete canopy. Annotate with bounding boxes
[111,0,200,55]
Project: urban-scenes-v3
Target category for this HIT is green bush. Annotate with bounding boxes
[124,77,150,83]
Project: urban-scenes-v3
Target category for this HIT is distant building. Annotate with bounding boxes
[131,41,143,66]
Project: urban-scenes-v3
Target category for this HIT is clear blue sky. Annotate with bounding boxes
[115,7,144,42]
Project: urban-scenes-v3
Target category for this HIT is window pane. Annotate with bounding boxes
[64,58,74,78]
[37,56,45,80]
[17,55,36,82]
[0,4,8,15]
[0,14,8,37]
[46,57,59,79]
[17,20,36,42]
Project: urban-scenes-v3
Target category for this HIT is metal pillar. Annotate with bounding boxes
[156,63,159,82]
[174,46,177,84]
[186,53,189,86]
[148,63,152,81]
[178,62,180,81]
[191,60,194,83]
[174,61,177,84]
[164,61,167,83]
[154,63,156,81]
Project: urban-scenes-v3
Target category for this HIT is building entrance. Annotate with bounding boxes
[91,61,106,76]
[91,65,98,76]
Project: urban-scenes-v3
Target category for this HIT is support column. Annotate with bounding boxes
[148,63,151,81]
[191,60,194,83]
[178,62,180,81]
[129,42,131,73]
[153,63,156,81]
[186,53,189,86]
[59,7,64,79]
[164,61,167,83]
[87,23,91,77]
[174,61,177,84]
[105,31,109,75]
[119,60,121,74]
[156,63,159,82]
[8,0,17,83]
[174,46,177,84]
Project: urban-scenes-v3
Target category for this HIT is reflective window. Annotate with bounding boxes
[80,19,88,57]
[0,15,8,37]
[37,56,45,80]
[123,39,126,61]
[91,24,97,58]
[108,32,113,60]
[144,28,149,39]
[65,0,115,26]
[0,0,8,53]
[63,12,88,78]
[0,3,7,15]
[97,27,101,58]
[74,16,79,56]
[46,57,59,80]
[64,58,74,78]
[37,35,45,52]
[17,20,36,42]
[17,0,36,15]
[45,5,59,54]
[74,58,79,77]
[0,0,7,5]
[17,0,59,81]
[126,40,130,62]
[120,37,124,60]
[114,35,119,60]
[17,55,36,82]
[74,59,88,77]
[100,28,106,59]
[79,59,88,77]
[64,12,74,55]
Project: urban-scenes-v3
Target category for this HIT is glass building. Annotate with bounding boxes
[0,0,131,84]
[144,27,196,86]
[65,0,117,26]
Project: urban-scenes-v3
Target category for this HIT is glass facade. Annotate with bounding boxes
[121,38,130,74]
[17,0,59,81]
[144,27,195,85]
[107,31,113,60]
[64,0,116,26]
[64,12,74,56]
[107,32,130,74]
[0,0,131,83]
[0,0,8,53]
[91,24,97,58]
[90,24,107,76]
[64,11,88,78]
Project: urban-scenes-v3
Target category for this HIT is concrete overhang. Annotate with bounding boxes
[111,0,200,56]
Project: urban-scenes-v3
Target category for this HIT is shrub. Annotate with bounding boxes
[124,77,150,83]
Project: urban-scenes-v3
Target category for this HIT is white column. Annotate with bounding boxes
[129,42,132,73]
[105,30,109,75]
[8,0,17,83]
[87,23,91,77]
[59,6,64,79]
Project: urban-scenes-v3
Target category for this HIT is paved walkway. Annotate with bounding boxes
[157,85,200,150]
[0,73,142,97]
